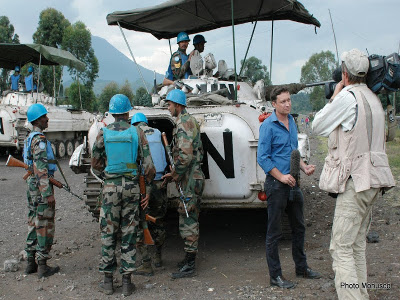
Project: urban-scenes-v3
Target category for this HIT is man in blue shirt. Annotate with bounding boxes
[257,86,320,289]
[162,32,192,86]
[10,66,21,91]
[25,66,37,92]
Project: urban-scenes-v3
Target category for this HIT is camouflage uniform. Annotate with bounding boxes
[92,119,155,275]
[25,126,55,261]
[135,122,168,259]
[170,108,204,253]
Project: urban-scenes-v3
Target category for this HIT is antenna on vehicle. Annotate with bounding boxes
[117,22,149,94]
[329,9,340,66]
[230,0,238,101]
[269,20,274,83]
[168,39,172,56]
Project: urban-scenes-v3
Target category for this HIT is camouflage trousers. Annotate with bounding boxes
[137,180,168,260]
[99,177,140,275]
[25,178,55,261]
[178,178,204,253]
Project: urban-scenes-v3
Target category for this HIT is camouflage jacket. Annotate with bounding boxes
[91,119,155,184]
[171,108,204,197]
[25,126,53,198]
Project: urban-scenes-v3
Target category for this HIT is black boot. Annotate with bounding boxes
[177,252,190,268]
[172,252,196,279]
[122,274,135,296]
[154,246,163,268]
[25,257,38,274]
[37,260,60,279]
[98,273,114,295]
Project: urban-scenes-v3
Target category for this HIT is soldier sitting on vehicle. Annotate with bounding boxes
[162,32,192,86]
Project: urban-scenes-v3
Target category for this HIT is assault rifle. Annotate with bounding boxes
[139,162,156,245]
[6,155,83,201]
[161,132,189,218]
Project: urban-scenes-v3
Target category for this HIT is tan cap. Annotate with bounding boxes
[341,48,369,77]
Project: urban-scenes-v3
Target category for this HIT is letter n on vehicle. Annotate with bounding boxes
[201,132,234,179]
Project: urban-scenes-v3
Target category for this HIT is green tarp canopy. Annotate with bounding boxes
[0,43,86,72]
[107,0,320,39]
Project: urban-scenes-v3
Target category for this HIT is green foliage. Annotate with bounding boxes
[291,92,312,114]
[119,80,135,102]
[0,16,19,92]
[62,21,99,89]
[134,87,152,107]
[300,51,337,111]
[240,56,272,85]
[0,16,19,43]
[65,82,98,111]
[32,8,70,47]
[98,82,119,113]
[32,9,70,96]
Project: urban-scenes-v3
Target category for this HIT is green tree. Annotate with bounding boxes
[240,56,272,85]
[291,92,312,115]
[62,21,99,110]
[32,9,71,97]
[66,82,98,112]
[300,51,337,111]
[0,16,19,92]
[134,87,152,107]
[98,82,119,113]
[119,80,135,102]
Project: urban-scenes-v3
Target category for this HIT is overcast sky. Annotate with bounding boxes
[1,0,399,84]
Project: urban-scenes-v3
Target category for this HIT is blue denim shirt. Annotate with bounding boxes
[257,110,298,176]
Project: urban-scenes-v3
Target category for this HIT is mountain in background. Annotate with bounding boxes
[64,35,164,95]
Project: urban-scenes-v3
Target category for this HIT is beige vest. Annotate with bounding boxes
[319,84,395,193]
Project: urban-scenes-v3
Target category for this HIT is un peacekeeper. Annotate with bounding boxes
[23,103,60,278]
[10,66,21,91]
[162,32,192,86]
[188,34,207,59]
[91,94,156,296]
[25,66,37,92]
[131,112,168,276]
[162,89,205,279]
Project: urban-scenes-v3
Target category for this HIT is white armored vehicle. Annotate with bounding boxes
[71,0,320,217]
[0,43,96,157]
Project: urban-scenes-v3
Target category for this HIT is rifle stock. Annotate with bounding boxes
[139,167,155,245]
[6,155,82,200]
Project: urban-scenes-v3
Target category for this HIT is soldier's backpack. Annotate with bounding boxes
[367,53,400,93]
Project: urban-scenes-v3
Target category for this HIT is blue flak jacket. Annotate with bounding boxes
[257,111,298,176]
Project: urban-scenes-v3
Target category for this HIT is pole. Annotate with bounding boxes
[269,21,274,83]
[168,39,172,56]
[117,22,149,94]
[239,20,258,77]
[230,0,238,101]
[329,9,340,66]
[36,54,42,103]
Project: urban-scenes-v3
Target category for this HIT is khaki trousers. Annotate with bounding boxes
[329,178,379,300]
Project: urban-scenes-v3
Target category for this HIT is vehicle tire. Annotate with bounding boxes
[57,141,66,158]
[66,140,74,157]
[74,139,81,150]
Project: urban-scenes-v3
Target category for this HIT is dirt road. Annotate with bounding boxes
[0,136,399,299]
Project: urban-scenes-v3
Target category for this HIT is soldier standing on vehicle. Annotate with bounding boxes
[257,86,321,289]
[162,32,192,86]
[162,89,205,279]
[189,34,207,59]
[131,112,168,276]
[23,103,60,278]
[25,66,37,92]
[91,94,155,296]
[10,66,21,91]
[313,48,395,300]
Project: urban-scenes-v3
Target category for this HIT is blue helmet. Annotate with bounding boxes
[193,34,207,45]
[131,112,148,125]
[27,103,48,123]
[28,66,34,73]
[166,89,187,106]
[109,94,132,114]
[14,66,20,72]
[177,32,190,44]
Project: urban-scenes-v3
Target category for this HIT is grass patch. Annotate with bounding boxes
[314,136,328,163]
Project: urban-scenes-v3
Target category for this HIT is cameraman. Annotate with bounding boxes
[313,49,395,300]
